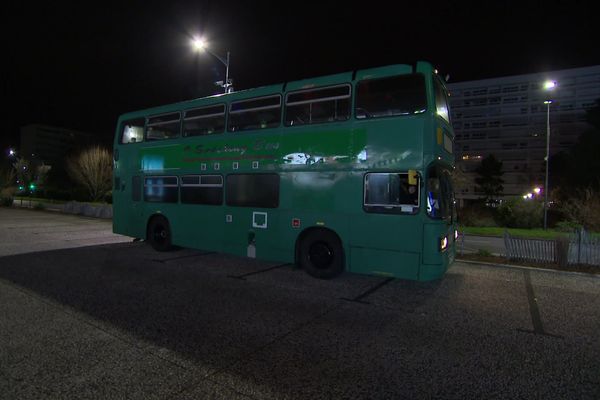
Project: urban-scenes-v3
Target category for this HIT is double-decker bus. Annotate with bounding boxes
[112,61,456,281]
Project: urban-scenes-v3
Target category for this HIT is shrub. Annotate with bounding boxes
[555,220,583,232]
[458,203,498,227]
[559,188,600,232]
[477,248,492,257]
[0,187,16,207]
[496,197,543,228]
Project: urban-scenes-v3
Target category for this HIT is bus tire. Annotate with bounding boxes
[299,229,344,279]
[147,215,174,252]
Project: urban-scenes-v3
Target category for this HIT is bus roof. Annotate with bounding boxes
[118,61,435,120]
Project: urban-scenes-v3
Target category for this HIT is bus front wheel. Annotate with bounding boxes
[147,215,174,252]
[299,230,344,279]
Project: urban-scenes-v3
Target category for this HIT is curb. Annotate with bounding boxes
[456,258,600,278]
[11,200,112,220]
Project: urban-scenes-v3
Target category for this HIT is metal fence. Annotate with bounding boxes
[568,229,600,266]
[504,229,600,267]
[504,232,556,264]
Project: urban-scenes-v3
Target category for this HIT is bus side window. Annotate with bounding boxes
[183,104,225,136]
[229,96,281,132]
[364,172,420,214]
[146,113,181,141]
[355,74,427,119]
[284,85,351,126]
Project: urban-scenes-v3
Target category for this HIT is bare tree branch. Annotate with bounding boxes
[66,146,113,202]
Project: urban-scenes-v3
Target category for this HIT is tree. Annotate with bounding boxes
[0,166,17,206]
[451,165,471,195]
[66,146,113,202]
[11,158,51,196]
[474,154,504,202]
[12,158,32,193]
[34,163,52,196]
[0,166,16,189]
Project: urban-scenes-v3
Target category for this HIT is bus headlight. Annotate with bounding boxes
[440,236,448,251]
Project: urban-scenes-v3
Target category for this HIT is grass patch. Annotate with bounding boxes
[460,226,569,239]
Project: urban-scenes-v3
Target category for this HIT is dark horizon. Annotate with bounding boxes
[3,1,598,151]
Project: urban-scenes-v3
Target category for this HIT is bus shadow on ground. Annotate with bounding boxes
[0,242,446,373]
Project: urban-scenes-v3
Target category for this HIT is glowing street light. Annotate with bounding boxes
[533,187,541,195]
[543,80,557,230]
[192,36,233,93]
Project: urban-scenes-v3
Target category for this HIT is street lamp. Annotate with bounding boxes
[192,37,233,93]
[542,80,557,230]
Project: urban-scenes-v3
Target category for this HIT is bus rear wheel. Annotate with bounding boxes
[299,230,344,279]
[147,215,174,252]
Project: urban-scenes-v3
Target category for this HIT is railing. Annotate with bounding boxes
[568,229,600,266]
[503,232,556,264]
[504,229,600,267]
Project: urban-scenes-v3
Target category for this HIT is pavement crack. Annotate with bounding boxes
[340,277,395,304]
[227,263,291,280]
[152,252,215,263]
[518,270,564,339]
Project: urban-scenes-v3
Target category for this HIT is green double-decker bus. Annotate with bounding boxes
[112,61,456,280]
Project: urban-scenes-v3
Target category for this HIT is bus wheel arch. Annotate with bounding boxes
[296,227,345,279]
[146,214,174,252]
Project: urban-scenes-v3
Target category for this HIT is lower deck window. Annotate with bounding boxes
[180,175,223,205]
[364,172,420,214]
[226,174,279,208]
[144,176,178,203]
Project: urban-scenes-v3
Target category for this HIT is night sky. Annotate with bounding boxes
[3,0,598,151]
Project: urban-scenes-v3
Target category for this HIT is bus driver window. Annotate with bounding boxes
[427,176,441,217]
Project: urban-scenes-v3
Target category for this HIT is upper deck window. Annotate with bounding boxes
[120,118,145,144]
[228,95,281,132]
[434,77,451,123]
[355,74,427,119]
[183,104,225,136]
[285,85,351,126]
[146,112,181,141]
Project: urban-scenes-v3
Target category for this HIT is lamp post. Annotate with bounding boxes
[192,37,233,93]
[542,80,556,230]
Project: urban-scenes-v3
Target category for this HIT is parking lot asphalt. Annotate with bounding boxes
[0,208,599,399]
